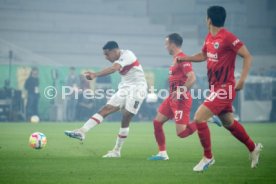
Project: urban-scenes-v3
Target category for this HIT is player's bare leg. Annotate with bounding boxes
[219,112,263,168]
[103,109,134,158]
[64,105,120,141]
[192,104,215,171]
[148,112,170,160]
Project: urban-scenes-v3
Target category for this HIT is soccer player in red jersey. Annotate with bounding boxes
[177,6,262,171]
[148,33,196,160]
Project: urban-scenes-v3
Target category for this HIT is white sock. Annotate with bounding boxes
[113,127,129,152]
[80,113,103,133]
[159,151,167,155]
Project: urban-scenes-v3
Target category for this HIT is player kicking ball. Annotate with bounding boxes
[148,33,197,161]
[177,6,262,171]
[65,41,147,158]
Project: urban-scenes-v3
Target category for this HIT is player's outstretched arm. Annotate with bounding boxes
[85,63,122,80]
[95,63,121,77]
[177,52,207,63]
[235,45,252,91]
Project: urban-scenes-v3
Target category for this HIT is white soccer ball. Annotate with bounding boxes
[30,115,40,123]
[146,93,158,103]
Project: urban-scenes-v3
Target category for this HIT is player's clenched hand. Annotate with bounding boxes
[235,80,245,91]
[84,71,96,80]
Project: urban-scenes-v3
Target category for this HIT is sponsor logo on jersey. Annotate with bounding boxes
[207,52,218,59]
[207,52,218,62]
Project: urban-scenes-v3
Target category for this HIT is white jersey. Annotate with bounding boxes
[114,50,147,89]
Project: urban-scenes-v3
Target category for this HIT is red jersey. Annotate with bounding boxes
[202,28,243,87]
[169,52,193,93]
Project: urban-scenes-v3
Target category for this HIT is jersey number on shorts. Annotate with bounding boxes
[134,101,140,109]
[174,110,183,121]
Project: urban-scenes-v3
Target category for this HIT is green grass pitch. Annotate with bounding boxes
[0,122,276,184]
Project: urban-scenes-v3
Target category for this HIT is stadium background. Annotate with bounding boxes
[1,1,276,184]
[0,0,275,122]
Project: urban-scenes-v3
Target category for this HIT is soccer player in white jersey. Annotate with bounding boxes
[65,41,147,158]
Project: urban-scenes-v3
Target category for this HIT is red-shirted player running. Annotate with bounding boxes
[148,33,196,160]
[178,6,262,171]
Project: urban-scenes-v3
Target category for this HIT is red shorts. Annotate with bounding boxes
[158,93,192,124]
[203,84,236,115]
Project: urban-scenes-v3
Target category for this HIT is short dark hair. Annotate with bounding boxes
[207,6,226,27]
[167,33,183,47]
[102,41,119,50]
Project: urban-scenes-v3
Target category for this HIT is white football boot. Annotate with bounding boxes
[102,150,121,158]
[64,129,85,141]
[193,156,215,172]
[250,143,263,168]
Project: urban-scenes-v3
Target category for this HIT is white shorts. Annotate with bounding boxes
[107,85,147,114]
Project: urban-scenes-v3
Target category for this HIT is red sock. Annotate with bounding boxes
[153,120,166,151]
[178,122,197,138]
[226,120,255,152]
[196,122,212,159]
